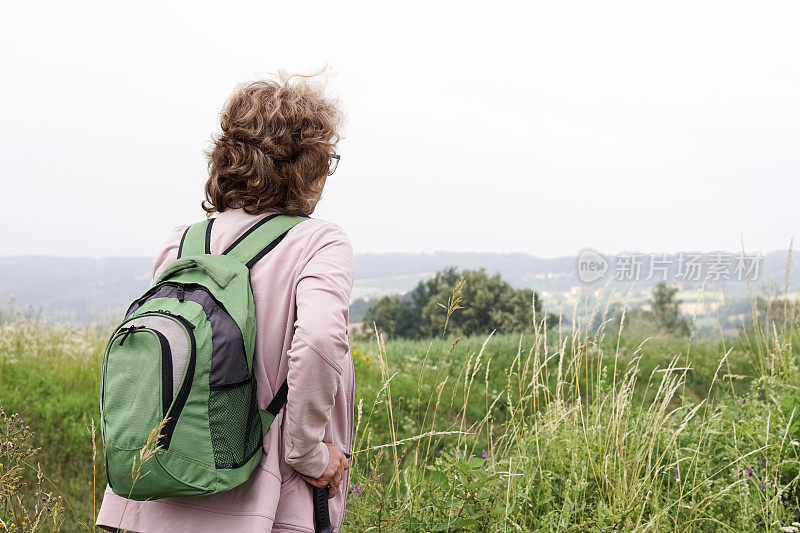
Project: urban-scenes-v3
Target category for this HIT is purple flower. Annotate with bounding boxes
[675,468,680,481]
[468,455,474,462]
[762,482,767,491]
[352,484,360,497]
[742,399,747,405]
[756,460,761,466]
[758,391,763,399]
[482,451,488,459]
[369,471,374,479]
[747,468,753,479]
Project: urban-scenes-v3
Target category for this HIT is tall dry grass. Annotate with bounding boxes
[345,284,800,531]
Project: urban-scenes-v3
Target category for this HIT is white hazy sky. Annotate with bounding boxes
[1,0,798,259]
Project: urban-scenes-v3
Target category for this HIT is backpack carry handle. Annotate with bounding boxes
[155,256,240,289]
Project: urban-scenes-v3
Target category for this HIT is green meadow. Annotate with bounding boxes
[1,292,800,532]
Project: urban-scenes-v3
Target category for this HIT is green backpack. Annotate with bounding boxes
[100,213,308,500]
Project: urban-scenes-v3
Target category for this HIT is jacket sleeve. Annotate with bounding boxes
[282,223,355,478]
[152,225,188,282]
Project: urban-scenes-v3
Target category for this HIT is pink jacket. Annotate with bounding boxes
[96,208,356,533]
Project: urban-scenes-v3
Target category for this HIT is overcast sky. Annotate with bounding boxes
[1,0,797,259]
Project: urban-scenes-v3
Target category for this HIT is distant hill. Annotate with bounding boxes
[0,256,153,322]
[0,251,797,323]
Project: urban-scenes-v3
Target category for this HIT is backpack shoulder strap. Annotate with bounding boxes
[223,213,309,269]
[259,379,288,434]
[179,213,304,433]
[177,218,215,258]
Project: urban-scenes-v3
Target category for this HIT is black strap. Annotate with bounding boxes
[177,227,190,259]
[221,214,281,255]
[221,213,310,270]
[265,379,289,416]
[245,213,310,269]
[204,218,215,254]
[245,229,293,269]
[178,214,306,268]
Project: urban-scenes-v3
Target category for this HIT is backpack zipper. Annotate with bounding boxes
[118,324,146,346]
[148,309,196,330]
[142,311,197,450]
[103,311,197,450]
[102,326,174,433]
[153,329,173,419]
[128,282,232,321]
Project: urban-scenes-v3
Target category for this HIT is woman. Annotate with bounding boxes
[96,72,354,533]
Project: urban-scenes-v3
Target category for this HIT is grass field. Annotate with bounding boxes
[1,293,800,531]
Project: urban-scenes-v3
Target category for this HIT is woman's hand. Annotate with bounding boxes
[301,442,350,499]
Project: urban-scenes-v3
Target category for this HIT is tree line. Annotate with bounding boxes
[362,268,694,340]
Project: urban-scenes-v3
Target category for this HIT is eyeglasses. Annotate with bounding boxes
[328,154,340,176]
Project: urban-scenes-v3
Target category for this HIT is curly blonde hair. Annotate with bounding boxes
[202,71,343,216]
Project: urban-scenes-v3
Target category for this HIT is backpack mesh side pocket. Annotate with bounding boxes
[208,377,263,469]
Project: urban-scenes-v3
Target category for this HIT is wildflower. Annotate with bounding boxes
[23,516,28,521]
[369,471,374,479]
[742,399,747,405]
[468,455,474,462]
[756,460,761,465]
[758,391,763,399]
[352,484,360,497]
[482,451,488,459]
[675,468,680,481]
[762,482,767,491]
[747,468,753,479]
